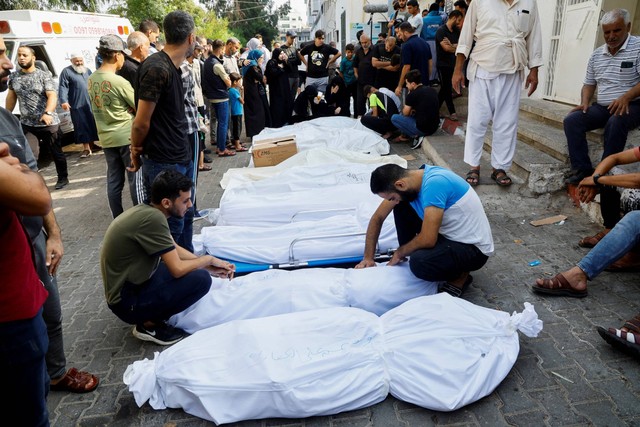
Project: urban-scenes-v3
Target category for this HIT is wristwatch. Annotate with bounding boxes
[44,111,53,116]
[593,174,602,186]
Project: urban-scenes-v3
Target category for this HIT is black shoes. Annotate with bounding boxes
[55,178,69,190]
[132,322,189,346]
[565,168,594,185]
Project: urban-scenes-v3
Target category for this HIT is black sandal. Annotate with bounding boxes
[490,169,512,187]
[466,169,480,186]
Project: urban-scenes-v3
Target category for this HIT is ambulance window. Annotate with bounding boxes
[22,44,56,77]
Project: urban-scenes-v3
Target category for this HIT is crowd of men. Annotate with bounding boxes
[5,2,640,425]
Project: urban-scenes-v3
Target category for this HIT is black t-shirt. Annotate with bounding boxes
[405,85,440,135]
[373,43,401,90]
[435,24,460,69]
[282,43,301,77]
[353,46,376,86]
[135,51,189,164]
[300,43,339,78]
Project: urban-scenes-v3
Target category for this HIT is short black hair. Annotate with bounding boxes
[229,72,241,83]
[138,19,159,34]
[345,43,355,51]
[370,164,408,194]
[315,29,325,39]
[150,169,193,204]
[454,0,468,10]
[363,84,374,96]
[429,3,439,12]
[399,21,415,33]
[449,10,464,19]
[406,69,421,84]
[163,10,194,45]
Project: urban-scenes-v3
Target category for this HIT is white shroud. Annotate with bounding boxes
[125,294,542,424]
[168,263,436,334]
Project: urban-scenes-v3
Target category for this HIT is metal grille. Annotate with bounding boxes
[568,0,591,5]
[544,0,566,98]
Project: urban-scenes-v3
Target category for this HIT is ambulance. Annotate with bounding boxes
[0,10,133,133]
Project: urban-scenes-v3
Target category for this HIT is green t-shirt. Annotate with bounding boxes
[100,204,175,305]
[88,69,135,148]
[369,93,387,113]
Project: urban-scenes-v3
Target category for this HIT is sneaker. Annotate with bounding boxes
[411,136,424,150]
[54,178,69,190]
[203,148,212,154]
[132,323,189,346]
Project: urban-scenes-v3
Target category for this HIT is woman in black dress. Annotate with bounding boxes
[264,48,292,128]
[242,49,271,139]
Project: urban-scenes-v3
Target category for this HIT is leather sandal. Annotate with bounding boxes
[531,273,588,298]
[491,169,512,187]
[578,229,610,248]
[50,368,99,393]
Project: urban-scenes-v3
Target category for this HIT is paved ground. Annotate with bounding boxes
[44,131,640,426]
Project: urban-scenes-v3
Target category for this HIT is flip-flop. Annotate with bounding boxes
[217,150,236,157]
[234,146,248,152]
[531,273,588,298]
[198,165,212,171]
[50,368,99,393]
[597,326,640,358]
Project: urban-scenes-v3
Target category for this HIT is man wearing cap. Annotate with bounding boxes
[89,34,145,218]
[6,46,69,190]
[117,31,151,88]
[283,29,305,102]
[130,10,197,251]
[59,53,99,159]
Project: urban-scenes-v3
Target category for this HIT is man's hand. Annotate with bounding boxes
[0,142,22,169]
[46,234,64,275]
[525,68,539,97]
[40,114,53,126]
[570,103,589,114]
[386,250,407,266]
[608,95,631,116]
[354,258,376,269]
[578,176,599,204]
[61,103,71,111]
[127,145,143,172]
[206,257,235,279]
[395,85,403,97]
[452,68,465,94]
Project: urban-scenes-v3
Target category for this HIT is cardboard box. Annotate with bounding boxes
[252,136,298,167]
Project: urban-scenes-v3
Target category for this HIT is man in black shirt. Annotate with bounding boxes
[372,36,401,91]
[354,34,376,118]
[282,29,305,104]
[130,10,197,251]
[390,69,439,149]
[300,29,341,93]
[435,10,463,120]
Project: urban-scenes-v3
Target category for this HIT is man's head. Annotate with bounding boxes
[454,0,468,15]
[421,9,428,17]
[138,19,160,44]
[359,34,371,50]
[225,37,241,56]
[163,10,195,54]
[370,164,419,203]
[0,36,13,92]
[314,29,326,47]
[150,169,193,218]
[16,46,36,71]
[601,9,631,54]
[397,0,407,9]
[127,31,151,62]
[405,69,422,90]
[398,21,415,40]
[363,84,377,98]
[98,34,130,70]
[428,3,439,13]
[407,0,419,16]
[286,29,297,45]
[385,36,397,51]
[69,53,87,74]
[448,10,464,31]
[211,39,224,57]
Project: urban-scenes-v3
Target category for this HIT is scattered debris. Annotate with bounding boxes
[514,239,523,244]
[530,215,568,227]
[528,260,541,267]
[550,371,574,384]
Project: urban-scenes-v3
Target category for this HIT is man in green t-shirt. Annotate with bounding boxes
[100,169,235,345]
[89,34,145,218]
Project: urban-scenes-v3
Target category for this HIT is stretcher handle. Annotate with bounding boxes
[290,208,356,222]
[289,232,378,263]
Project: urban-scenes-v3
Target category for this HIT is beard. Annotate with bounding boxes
[396,188,419,202]
[185,41,196,59]
[71,64,87,74]
[18,58,34,70]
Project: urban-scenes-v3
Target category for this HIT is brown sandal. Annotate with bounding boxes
[578,229,610,248]
[531,273,588,298]
[466,169,480,186]
[50,368,99,393]
[597,314,640,358]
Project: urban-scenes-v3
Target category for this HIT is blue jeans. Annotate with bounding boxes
[211,100,230,152]
[579,210,640,279]
[0,308,50,426]
[108,263,211,326]
[141,157,195,252]
[391,114,426,139]
[564,101,640,172]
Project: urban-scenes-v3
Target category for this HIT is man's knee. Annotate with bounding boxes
[563,110,587,131]
[408,251,445,282]
[185,269,212,297]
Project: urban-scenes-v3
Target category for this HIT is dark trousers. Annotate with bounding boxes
[361,112,395,135]
[393,201,488,282]
[104,146,145,218]
[231,115,243,141]
[346,82,358,117]
[108,263,211,326]
[356,82,368,117]
[23,124,68,180]
[564,101,640,172]
[141,157,195,252]
[438,66,455,115]
[0,308,49,427]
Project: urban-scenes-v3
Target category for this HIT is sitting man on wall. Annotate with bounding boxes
[563,9,640,249]
[100,170,235,346]
[355,163,494,297]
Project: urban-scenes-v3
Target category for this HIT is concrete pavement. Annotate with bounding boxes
[44,136,640,426]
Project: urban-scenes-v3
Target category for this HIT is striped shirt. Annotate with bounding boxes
[585,34,640,106]
[180,61,199,135]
